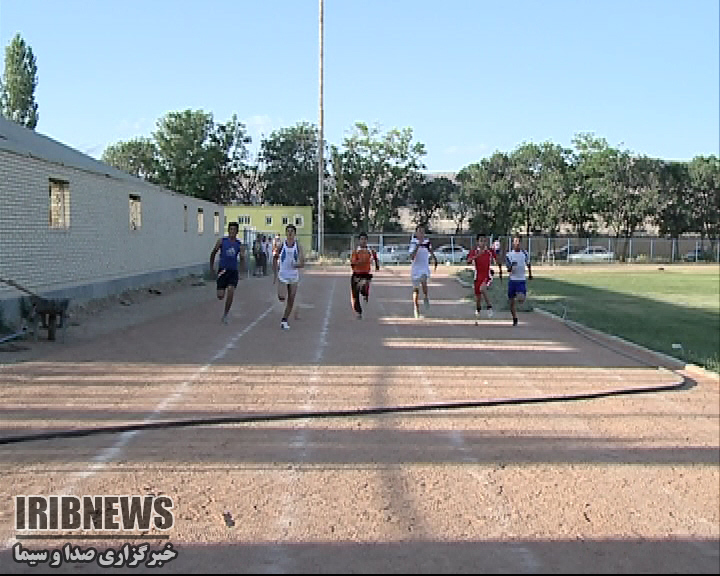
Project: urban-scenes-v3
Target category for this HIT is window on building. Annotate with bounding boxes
[214,212,220,234]
[129,194,142,230]
[49,179,70,229]
[238,215,250,225]
[294,214,304,228]
[197,208,204,234]
[265,215,273,226]
[282,216,289,225]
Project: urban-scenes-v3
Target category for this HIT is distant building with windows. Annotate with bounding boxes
[223,205,314,253]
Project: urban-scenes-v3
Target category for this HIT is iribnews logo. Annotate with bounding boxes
[16,495,174,532]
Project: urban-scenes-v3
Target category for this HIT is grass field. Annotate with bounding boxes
[459,264,720,373]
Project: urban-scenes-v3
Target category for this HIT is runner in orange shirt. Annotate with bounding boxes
[350,232,380,319]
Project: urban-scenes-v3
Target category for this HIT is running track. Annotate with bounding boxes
[0,266,718,573]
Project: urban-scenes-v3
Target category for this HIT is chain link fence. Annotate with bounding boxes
[241,230,719,269]
[312,234,719,265]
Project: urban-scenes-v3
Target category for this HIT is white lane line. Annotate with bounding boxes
[2,304,275,552]
[79,304,274,479]
[314,279,336,364]
[267,278,336,574]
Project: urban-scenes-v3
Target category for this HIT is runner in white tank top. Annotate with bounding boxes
[408,224,437,319]
[273,224,304,330]
[277,240,300,283]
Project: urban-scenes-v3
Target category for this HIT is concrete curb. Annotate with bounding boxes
[533,307,719,382]
[681,362,720,382]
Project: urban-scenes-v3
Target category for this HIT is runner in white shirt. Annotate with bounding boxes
[273,224,304,330]
[505,236,533,326]
[408,224,437,319]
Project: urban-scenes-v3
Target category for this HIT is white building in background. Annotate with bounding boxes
[0,116,223,328]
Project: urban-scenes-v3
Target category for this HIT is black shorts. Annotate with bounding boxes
[351,272,373,290]
[217,269,239,290]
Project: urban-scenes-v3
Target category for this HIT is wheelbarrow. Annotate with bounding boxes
[28,295,70,341]
[0,277,70,342]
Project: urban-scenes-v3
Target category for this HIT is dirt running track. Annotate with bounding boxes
[0,266,718,574]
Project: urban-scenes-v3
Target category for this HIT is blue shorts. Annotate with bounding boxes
[508,280,526,299]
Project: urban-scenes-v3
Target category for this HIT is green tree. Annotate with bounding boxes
[508,141,571,238]
[0,33,39,129]
[409,176,456,231]
[153,109,213,199]
[567,133,605,236]
[534,142,572,236]
[687,155,720,248]
[101,138,159,180]
[233,161,263,205]
[576,135,658,260]
[104,110,251,203]
[323,195,355,234]
[203,114,252,204]
[603,152,659,260]
[331,122,426,232]
[459,152,517,238]
[260,122,322,207]
[137,109,251,203]
[509,142,543,238]
[444,180,472,234]
[654,160,692,240]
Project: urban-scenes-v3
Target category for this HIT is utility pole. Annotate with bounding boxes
[317,0,325,256]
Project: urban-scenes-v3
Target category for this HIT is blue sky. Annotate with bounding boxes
[0,0,717,172]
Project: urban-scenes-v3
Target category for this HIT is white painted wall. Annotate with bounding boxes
[0,148,223,317]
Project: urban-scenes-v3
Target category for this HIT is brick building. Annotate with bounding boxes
[0,116,223,328]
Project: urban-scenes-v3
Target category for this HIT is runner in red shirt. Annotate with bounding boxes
[466,234,503,318]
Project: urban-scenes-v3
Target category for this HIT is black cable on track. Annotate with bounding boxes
[0,376,690,446]
[0,302,694,447]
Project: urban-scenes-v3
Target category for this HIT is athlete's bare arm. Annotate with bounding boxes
[210,238,222,275]
[494,251,504,280]
[409,242,418,261]
[428,244,438,270]
[272,250,279,283]
[295,243,305,268]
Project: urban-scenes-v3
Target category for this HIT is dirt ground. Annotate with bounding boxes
[0,265,718,574]
[0,274,214,360]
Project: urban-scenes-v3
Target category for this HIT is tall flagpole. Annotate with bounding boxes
[318,0,325,256]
